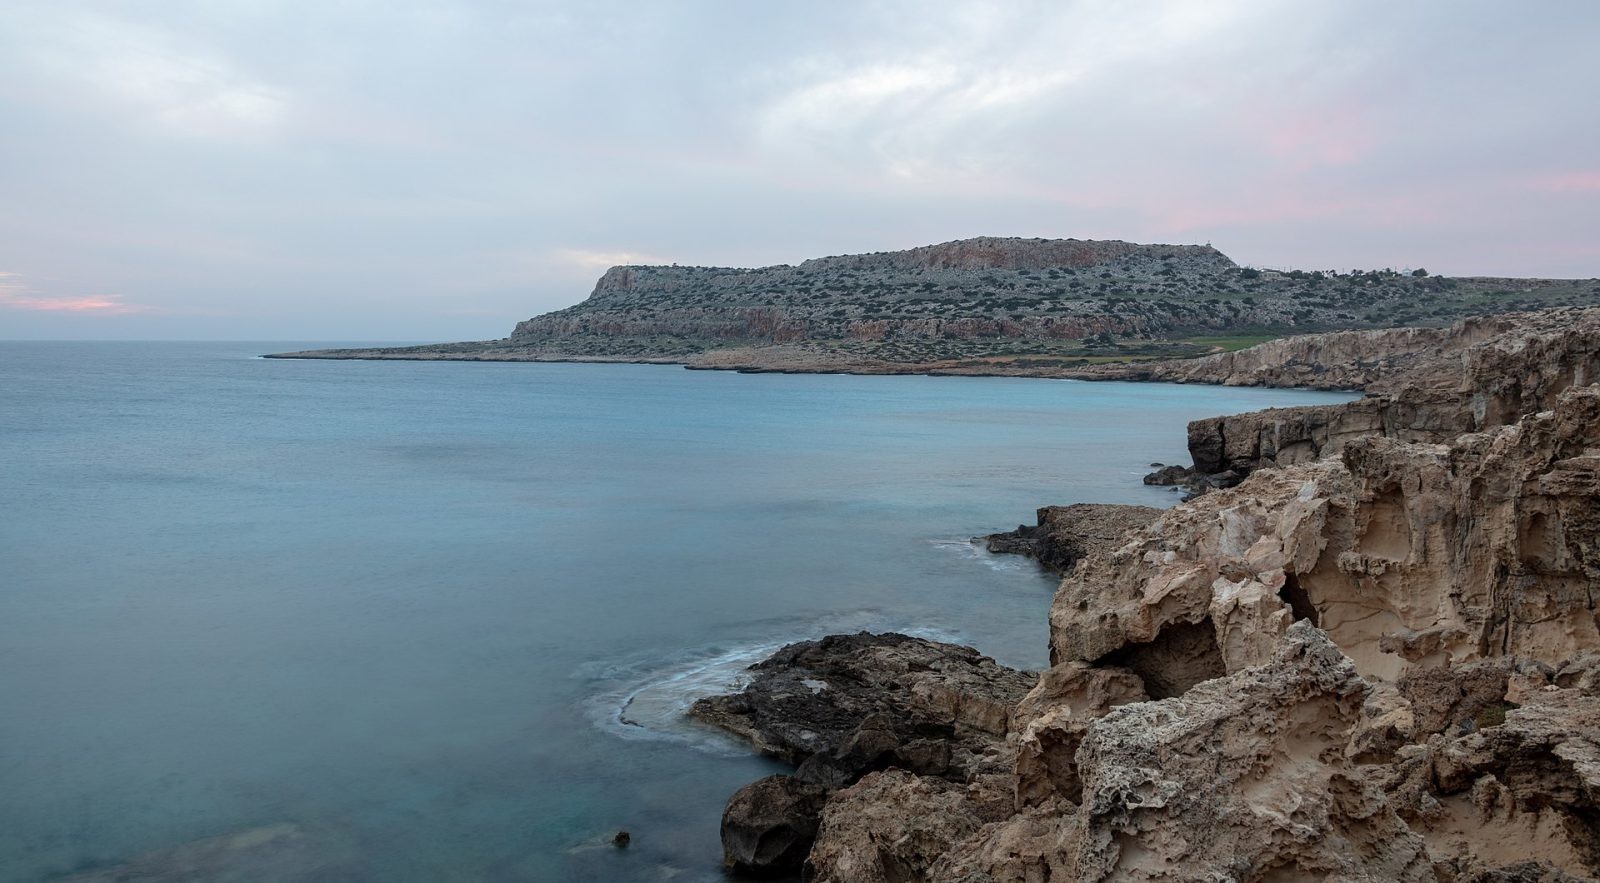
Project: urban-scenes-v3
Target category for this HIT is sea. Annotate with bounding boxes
[0,342,1354,881]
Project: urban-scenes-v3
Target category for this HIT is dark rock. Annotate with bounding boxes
[611,830,630,848]
[1142,464,1194,486]
[689,632,1032,770]
[981,503,1162,573]
[720,775,830,876]
[695,633,1034,876]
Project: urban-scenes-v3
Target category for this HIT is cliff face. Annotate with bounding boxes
[1150,307,1600,486]
[698,306,1600,882]
[1054,386,1600,684]
[509,237,1236,349]
[505,246,1595,361]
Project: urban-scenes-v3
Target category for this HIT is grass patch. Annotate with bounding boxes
[1178,333,1281,352]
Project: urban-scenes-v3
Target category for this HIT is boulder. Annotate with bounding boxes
[720,775,830,876]
[689,632,1033,772]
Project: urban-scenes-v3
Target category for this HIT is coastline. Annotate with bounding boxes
[680,306,1600,880]
[262,346,1371,390]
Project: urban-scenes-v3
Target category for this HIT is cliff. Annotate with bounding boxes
[1141,307,1600,492]
[697,306,1600,881]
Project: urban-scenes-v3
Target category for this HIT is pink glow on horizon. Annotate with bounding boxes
[0,274,150,314]
[1528,170,1600,193]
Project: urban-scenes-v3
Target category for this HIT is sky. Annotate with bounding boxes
[1,1,1597,340]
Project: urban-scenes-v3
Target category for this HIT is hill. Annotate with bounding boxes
[268,237,1600,371]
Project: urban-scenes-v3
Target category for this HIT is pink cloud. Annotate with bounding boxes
[1526,170,1600,193]
[0,273,150,314]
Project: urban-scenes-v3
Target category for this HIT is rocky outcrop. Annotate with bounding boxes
[802,632,1600,883]
[1142,307,1600,488]
[807,770,1005,883]
[1073,322,1472,390]
[1062,624,1434,881]
[720,775,831,876]
[1054,386,1600,685]
[981,503,1162,573]
[689,633,1033,769]
[700,306,1600,881]
[1382,660,1600,879]
[688,633,1034,873]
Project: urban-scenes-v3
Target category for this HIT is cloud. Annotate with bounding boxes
[9,8,289,139]
[1,1,1598,338]
[1527,171,1600,193]
[0,272,149,314]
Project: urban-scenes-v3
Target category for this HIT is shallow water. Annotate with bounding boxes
[0,342,1353,881]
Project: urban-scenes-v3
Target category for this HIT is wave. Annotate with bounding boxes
[583,610,970,753]
[928,537,1028,572]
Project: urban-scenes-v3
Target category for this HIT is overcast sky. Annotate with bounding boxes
[2,1,1597,340]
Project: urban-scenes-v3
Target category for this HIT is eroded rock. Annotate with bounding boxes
[706,308,1600,881]
[982,504,1163,573]
[720,775,831,876]
[1064,623,1435,881]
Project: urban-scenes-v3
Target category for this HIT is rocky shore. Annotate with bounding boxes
[691,306,1600,881]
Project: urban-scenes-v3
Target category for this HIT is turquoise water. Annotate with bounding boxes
[0,342,1353,881]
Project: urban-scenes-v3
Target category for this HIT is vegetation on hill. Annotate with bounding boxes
[276,237,1600,369]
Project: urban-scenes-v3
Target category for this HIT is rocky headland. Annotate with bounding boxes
[266,237,1600,374]
[690,306,1600,881]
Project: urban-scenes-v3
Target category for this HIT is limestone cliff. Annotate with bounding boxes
[699,306,1600,882]
[1142,307,1600,490]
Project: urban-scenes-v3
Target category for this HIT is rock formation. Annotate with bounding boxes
[698,306,1600,881]
[1139,306,1600,490]
[687,633,1034,875]
[981,503,1163,573]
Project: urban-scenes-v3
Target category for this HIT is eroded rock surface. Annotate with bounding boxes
[1053,386,1600,685]
[704,307,1600,881]
[720,775,831,876]
[982,503,1162,573]
[1148,307,1600,486]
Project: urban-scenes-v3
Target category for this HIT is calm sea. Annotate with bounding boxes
[0,342,1353,881]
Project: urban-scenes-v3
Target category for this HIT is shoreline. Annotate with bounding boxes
[681,306,1600,880]
[261,348,1370,392]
